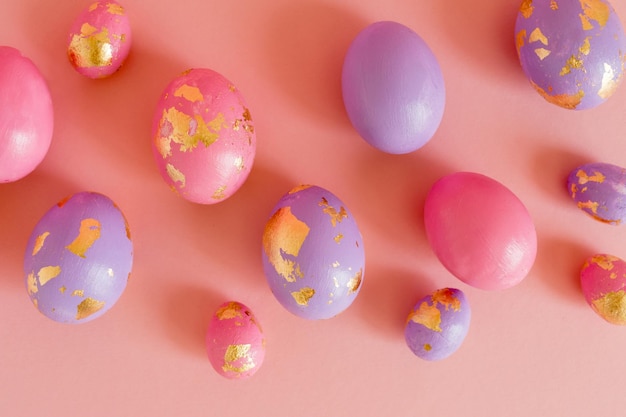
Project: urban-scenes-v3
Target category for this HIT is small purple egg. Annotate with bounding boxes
[24,192,133,323]
[405,288,471,361]
[342,21,446,154]
[515,0,626,110]
[262,185,365,319]
[568,162,626,225]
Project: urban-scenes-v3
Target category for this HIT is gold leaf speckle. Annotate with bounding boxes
[65,218,101,258]
[76,298,105,320]
[291,287,315,306]
[32,232,50,256]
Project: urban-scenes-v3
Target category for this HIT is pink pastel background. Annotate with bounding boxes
[2,0,626,416]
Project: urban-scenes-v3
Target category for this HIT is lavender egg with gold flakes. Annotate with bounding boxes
[405,288,471,361]
[24,192,133,323]
[515,0,626,110]
[151,68,256,204]
[262,185,365,320]
[580,254,626,325]
[568,162,626,224]
[206,301,266,379]
[67,1,131,78]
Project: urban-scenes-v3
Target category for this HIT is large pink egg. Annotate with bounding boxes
[0,46,53,183]
[424,172,537,290]
[151,68,256,204]
[67,1,132,78]
[24,192,133,323]
[342,21,445,154]
[580,254,626,325]
[206,301,266,379]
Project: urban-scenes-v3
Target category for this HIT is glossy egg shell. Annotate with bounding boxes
[567,162,626,225]
[206,302,266,379]
[342,21,445,154]
[151,68,256,204]
[262,185,365,319]
[580,254,626,325]
[515,0,626,110]
[67,1,132,78]
[24,192,133,323]
[424,172,537,290]
[0,46,53,183]
[405,288,471,361]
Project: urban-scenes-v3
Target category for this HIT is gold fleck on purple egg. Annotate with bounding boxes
[568,162,626,224]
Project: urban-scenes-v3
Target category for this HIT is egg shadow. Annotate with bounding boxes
[534,233,592,305]
[531,145,592,203]
[264,1,368,127]
[0,171,78,292]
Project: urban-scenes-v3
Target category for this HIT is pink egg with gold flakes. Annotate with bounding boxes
[67,1,132,79]
[580,254,626,325]
[0,46,54,183]
[151,68,256,204]
[206,302,266,379]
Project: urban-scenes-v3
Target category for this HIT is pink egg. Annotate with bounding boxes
[67,1,131,78]
[0,46,54,183]
[580,254,626,325]
[206,302,266,379]
[424,172,537,290]
[151,68,256,204]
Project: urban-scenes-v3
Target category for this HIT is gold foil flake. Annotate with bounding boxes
[598,63,618,99]
[27,273,38,295]
[347,269,363,294]
[579,0,610,29]
[529,28,548,45]
[516,30,527,56]
[531,81,584,109]
[292,287,315,306]
[262,207,310,282]
[216,302,243,320]
[88,2,99,12]
[550,0,559,10]
[535,48,551,60]
[610,272,618,279]
[106,2,125,15]
[520,0,534,18]
[212,185,227,200]
[560,55,584,76]
[76,298,105,320]
[37,266,61,286]
[590,254,619,270]
[577,200,599,213]
[234,156,245,171]
[65,218,101,258]
[166,163,186,187]
[222,344,255,373]
[159,108,224,154]
[431,288,461,311]
[319,197,348,226]
[424,344,432,351]
[408,302,442,332]
[592,290,626,324]
[59,286,67,294]
[229,84,237,92]
[334,233,344,244]
[576,169,606,184]
[174,84,204,103]
[68,26,114,69]
[33,298,39,308]
[579,37,592,55]
[72,290,85,297]
[155,134,172,158]
[289,184,312,194]
[32,232,50,256]
[332,261,340,268]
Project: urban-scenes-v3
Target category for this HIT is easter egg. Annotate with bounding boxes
[0,46,53,183]
[580,254,626,325]
[424,172,537,290]
[342,21,445,154]
[206,301,266,379]
[262,185,365,319]
[24,192,133,323]
[405,288,471,361]
[515,0,626,110]
[151,68,256,204]
[67,1,131,78]
[567,161,626,224]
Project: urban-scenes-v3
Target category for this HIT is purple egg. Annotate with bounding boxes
[341,21,446,154]
[24,192,133,323]
[568,162,626,224]
[405,288,471,361]
[262,185,365,319]
[515,0,626,110]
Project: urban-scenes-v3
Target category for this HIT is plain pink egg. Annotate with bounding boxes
[0,46,54,183]
[424,172,537,290]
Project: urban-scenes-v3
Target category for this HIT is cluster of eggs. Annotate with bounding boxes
[2,0,626,380]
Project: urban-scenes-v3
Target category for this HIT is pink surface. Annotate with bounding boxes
[2,0,626,416]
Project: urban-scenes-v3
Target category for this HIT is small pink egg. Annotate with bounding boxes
[0,46,54,183]
[580,254,626,325]
[424,172,537,290]
[205,301,265,379]
[67,1,131,78]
